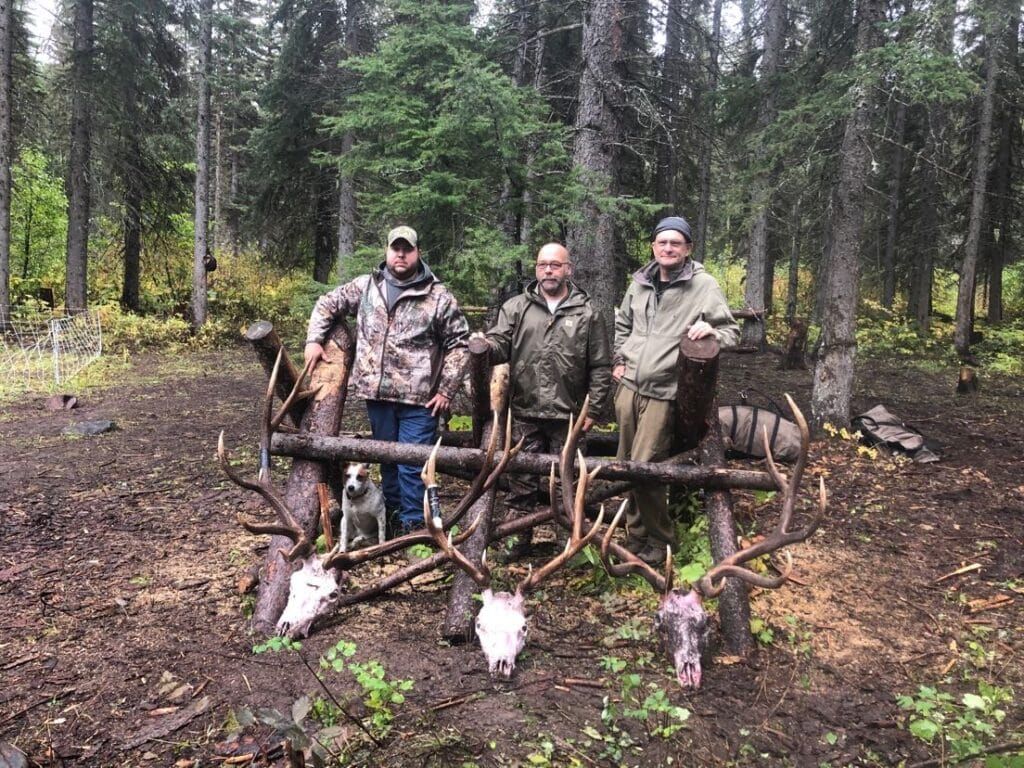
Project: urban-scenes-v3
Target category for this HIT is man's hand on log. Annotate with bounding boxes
[686,320,714,340]
[582,416,595,432]
[304,342,325,366]
[425,392,451,417]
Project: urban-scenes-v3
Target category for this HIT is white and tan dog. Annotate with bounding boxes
[340,463,387,552]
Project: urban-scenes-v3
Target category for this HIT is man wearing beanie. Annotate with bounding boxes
[305,225,469,534]
[612,215,739,565]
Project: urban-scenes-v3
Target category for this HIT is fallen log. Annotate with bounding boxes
[443,362,509,642]
[269,432,778,491]
[250,321,354,634]
[700,403,752,656]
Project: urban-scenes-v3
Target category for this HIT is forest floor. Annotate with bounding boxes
[1,345,1023,767]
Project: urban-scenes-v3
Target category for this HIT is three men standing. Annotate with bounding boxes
[304,226,469,534]
[613,215,739,564]
[480,243,612,554]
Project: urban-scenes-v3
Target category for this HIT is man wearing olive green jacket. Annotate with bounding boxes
[479,243,612,556]
[613,216,739,565]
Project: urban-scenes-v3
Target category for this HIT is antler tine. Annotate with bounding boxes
[422,439,491,587]
[696,394,825,597]
[519,452,605,594]
[555,396,591,533]
[218,431,311,561]
[599,500,668,592]
[270,355,320,432]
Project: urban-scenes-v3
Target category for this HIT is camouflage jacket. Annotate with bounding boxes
[306,264,470,406]
[485,282,611,420]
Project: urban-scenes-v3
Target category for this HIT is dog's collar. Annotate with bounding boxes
[345,485,369,500]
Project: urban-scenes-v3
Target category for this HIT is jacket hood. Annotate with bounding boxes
[633,258,704,287]
[375,259,436,289]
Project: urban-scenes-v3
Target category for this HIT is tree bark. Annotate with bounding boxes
[244,321,307,427]
[270,432,780,491]
[121,166,142,312]
[0,0,10,323]
[313,169,338,284]
[566,0,624,329]
[954,11,999,359]
[191,0,213,329]
[653,0,683,213]
[443,361,510,641]
[252,322,354,633]
[984,4,1017,325]
[65,0,93,314]
[693,0,723,259]
[741,0,784,349]
[700,404,752,655]
[675,336,719,451]
[810,0,883,428]
[880,98,906,310]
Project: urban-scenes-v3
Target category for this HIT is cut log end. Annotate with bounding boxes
[956,366,978,395]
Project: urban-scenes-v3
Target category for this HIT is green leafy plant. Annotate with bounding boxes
[897,681,1016,759]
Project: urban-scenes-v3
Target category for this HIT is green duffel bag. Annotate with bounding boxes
[719,405,802,462]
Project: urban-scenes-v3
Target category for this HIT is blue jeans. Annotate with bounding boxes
[365,400,438,529]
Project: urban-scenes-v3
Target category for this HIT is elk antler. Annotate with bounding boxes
[600,500,674,593]
[422,439,493,587]
[518,444,606,594]
[695,394,825,598]
[321,410,524,570]
[218,431,312,561]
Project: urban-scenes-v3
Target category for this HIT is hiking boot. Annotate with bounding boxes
[622,535,646,555]
[635,543,669,568]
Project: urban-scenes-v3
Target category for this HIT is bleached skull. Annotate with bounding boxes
[655,590,711,689]
[475,588,528,677]
[276,556,343,638]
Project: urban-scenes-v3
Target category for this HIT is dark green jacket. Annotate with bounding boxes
[486,282,612,420]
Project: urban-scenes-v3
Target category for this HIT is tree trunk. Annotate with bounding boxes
[985,4,1017,325]
[313,169,337,284]
[881,98,906,309]
[700,405,752,656]
[566,0,624,329]
[741,0,784,349]
[121,165,142,312]
[213,110,222,252]
[252,322,354,633]
[653,0,683,213]
[954,14,999,358]
[65,0,93,315]
[810,0,883,428]
[191,0,212,329]
[693,0,723,258]
[0,0,10,323]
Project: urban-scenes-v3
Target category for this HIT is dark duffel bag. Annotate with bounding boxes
[719,405,802,462]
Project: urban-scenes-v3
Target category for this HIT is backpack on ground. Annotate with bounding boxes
[718,405,802,462]
[850,404,940,463]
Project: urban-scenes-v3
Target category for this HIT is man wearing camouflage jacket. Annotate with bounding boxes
[305,226,470,532]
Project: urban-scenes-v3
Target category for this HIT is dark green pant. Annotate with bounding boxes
[614,385,676,549]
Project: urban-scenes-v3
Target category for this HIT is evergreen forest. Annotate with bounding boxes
[1,0,1023,425]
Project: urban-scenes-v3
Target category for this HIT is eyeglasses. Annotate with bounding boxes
[536,261,567,271]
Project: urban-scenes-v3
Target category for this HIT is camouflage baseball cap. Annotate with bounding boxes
[387,226,418,248]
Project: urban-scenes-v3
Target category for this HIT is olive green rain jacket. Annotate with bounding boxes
[486,282,612,420]
[614,259,739,401]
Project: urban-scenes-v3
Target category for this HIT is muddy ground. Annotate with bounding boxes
[1,346,1022,767]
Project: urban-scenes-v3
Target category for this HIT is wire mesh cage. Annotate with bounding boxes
[1,310,103,391]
